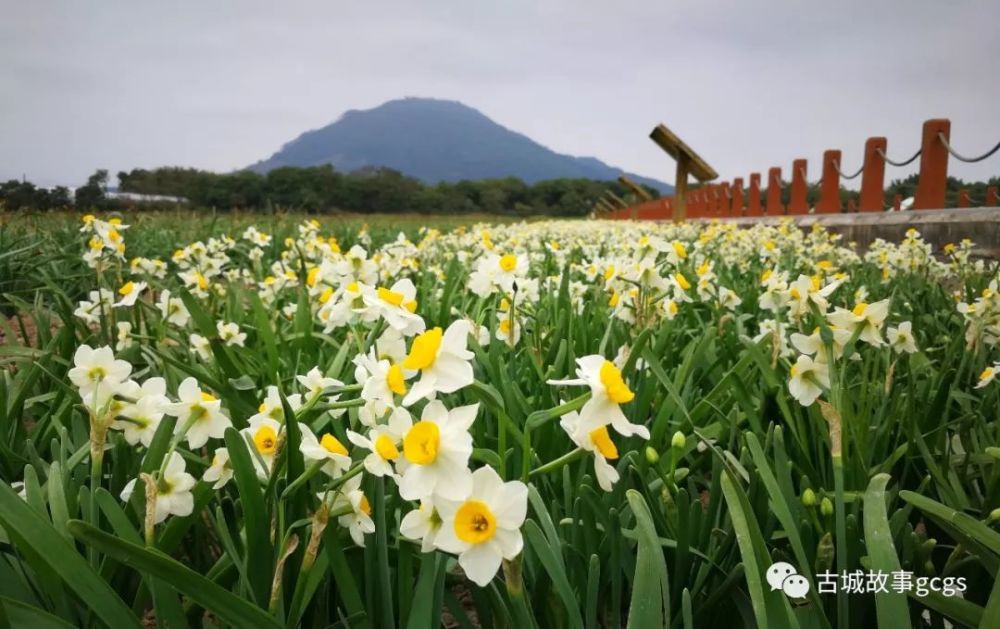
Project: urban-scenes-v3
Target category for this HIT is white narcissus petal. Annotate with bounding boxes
[459,542,503,587]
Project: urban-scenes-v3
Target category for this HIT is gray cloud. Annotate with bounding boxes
[1,0,997,190]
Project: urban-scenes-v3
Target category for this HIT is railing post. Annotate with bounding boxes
[766,167,784,216]
[719,182,731,217]
[816,150,842,213]
[987,186,998,207]
[957,189,970,208]
[914,118,950,210]
[859,137,887,212]
[731,178,744,215]
[787,159,808,215]
[747,173,763,216]
[847,198,857,213]
[892,194,902,212]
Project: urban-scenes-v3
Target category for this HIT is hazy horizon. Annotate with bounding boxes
[2,1,998,190]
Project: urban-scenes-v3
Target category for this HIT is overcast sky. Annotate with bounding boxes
[2,1,998,189]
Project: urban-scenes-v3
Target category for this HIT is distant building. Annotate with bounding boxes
[102,189,189,204]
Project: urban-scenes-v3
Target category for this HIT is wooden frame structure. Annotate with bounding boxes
[649,124,718,221]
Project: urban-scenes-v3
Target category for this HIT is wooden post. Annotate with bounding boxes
[847,198,857,212]
[914,118,950,210]
[731,178,744,215]
[859,137,887,212]
[987,186,998,207]
[719,182,731,216]
[816,150,842,213]
[766,167,784,216]
[957,189,970,208]
[747,173,763,216]
[674,154,690,221]
[787,159,808,215]
[893,194,902,212]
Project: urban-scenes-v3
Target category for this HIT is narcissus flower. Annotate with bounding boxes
[976,364,998,389]
[398,401,477,501]
[400,498,449,553]
[886,321,918,354]
[300,425,352,478]
[113,280,147,308]
[69,345,132,396]
[120,452,194,524]
[548,355,649,439]
[216,321,247,347]
[113,377,170,446]
[241,417,283,479]
[826,299,890,347]
[560,409,620,491]
[788,355,830,406]
[435,465,528,587]
[355,350,409,418]
[401,320,475,406]
[347,407,412,478]
[166,377,231,448]
[363,278,425,336]
[297,367,344,403]
[326,475,375,547]
[203,448,234,489]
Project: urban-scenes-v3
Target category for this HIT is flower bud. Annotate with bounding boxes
[989,508,1000,523]
[644,446,660,465]
[820,497,834,516]
[671,431,686,450]
[801,488,817,507]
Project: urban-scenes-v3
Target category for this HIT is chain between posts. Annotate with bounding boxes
[938,133,1000,163]
[875,147,921,167]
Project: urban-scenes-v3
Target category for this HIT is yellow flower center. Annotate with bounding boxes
[790,364,799,378]
[599,360,634,404]
[375,434,400,461]
[668,301,678,315]
[386,363,407,395]
[403,421,440,465]
[454,499,497,544]
[194,272,208,290]
[810,276,821,291]
[359,495,372,516]
[88,366,106,381]
[378,286,405,306]
[200,392,217,402]
[852,303,868,317]
[306,267,320,287]
[981,367,995,381]
[588,425,619,460]
[697,261,710,277]
[402,327,442,370]
[608,291,620,307]
[88,237,103,250]
[673,241,687,259]
[346,281,360,293]
[82,214,95,224]
[403,300,418,313]
[604,265,615,281]
[760,269,772,283]
[118,281,134,296]
[319,287,334,304]
[499,254,517,272]
[254,426,278,455]
[675,273,691,290]
[320,434,348,456]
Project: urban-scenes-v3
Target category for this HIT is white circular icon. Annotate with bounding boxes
[781,574,811,598]
[766,562,798,591]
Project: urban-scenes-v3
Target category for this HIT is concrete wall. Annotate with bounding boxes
[714,208,1000,259]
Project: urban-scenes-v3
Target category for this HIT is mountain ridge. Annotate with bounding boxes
[247,97,673,193]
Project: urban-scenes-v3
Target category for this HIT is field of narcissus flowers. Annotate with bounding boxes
[0,212,999,628]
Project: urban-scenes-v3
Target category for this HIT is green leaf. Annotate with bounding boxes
[524,519,584,627]
[223,427,273,606]
[67,520,281,629]
[0,598,74,629]
[862,474,910,629]
[0,483,140,628]
[625,489,670,629]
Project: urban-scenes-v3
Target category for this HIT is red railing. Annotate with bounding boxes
[607,118,1000,220]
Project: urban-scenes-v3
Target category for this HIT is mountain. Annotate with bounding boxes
[247,98,673,193]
